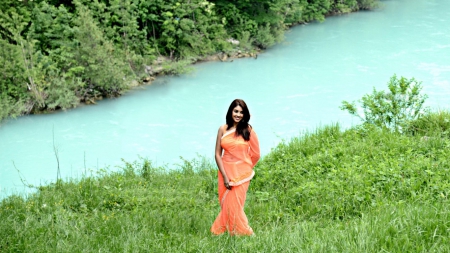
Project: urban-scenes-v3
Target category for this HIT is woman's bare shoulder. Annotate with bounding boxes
[217,124,227,135]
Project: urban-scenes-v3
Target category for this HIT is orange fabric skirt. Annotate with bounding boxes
[210,170,253,236]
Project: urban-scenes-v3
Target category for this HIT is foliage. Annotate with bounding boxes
[0,39,28,101]
[301,0,331,22]
[254,23,280,49]
[0,95,25,122]
[332,0,358,13]
[70,3,129,98]
[340,75,428,132]
[44,73,81,111]
[162,59,195,75]
[237,31,254,51]
[27,2,75,56]
[211,0,293,48]
[252,123,450,220]
[0,0,34,43]
[404,109,450,139]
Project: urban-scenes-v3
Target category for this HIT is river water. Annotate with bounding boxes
[1,0,449,198]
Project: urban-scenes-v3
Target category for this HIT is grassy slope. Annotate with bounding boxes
[1,125,449,252]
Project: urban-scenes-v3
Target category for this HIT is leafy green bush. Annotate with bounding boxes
[0,39,27,101]
[45,74,82,111]
[340,75,428,132]
[0,95,25,121]
[235,31,254,51]
[332,0,357,13]
[71,3,129,98]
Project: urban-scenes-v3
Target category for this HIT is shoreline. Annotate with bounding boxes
[1,6,379,120]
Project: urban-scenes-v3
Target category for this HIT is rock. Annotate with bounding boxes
[203,55,220,61]
[129,80,140,87]
[143,76,156,83]
[220,53,228,62]
[144,65,152,75]
[152,66,164,75]
[86,98,96,105]
[226,38,240,45]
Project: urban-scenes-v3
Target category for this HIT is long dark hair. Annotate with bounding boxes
[225,99,251,141]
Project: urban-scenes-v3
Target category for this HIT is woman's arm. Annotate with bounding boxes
[249,128,261,167]
[215,125,231,190]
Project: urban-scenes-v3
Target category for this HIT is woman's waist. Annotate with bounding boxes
[222,153,251,164]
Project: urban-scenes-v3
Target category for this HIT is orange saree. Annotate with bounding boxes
[211,128,260,236]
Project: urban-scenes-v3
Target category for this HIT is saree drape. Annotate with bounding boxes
[211,128,260,236]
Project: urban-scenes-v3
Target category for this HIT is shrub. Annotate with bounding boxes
[71,3,129,98]
[0,95,25,121]
[340,75,428,132]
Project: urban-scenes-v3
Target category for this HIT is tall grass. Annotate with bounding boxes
[1,121,450,252]
[405,109,450,138]
[253,123,450,220]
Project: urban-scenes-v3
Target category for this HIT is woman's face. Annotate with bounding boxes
[232,105,244,125]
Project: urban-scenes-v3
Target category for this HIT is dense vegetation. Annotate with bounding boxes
[0,0,379,122]
[1,114,449,252]
[1,79,450,252]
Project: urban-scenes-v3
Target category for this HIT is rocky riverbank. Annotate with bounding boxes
[139,47,261,86]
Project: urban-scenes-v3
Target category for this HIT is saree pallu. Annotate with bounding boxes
[211,128,260,236]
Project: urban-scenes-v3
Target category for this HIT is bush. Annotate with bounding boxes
[71,4,129,98]
[340,75,428,132]
[0,95,25,121]
[237,31,254,51]
[45,75,81,111]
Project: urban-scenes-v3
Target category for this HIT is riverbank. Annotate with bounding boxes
[140,47,261,84]
[1,121,449,252]
[0,0,381,123]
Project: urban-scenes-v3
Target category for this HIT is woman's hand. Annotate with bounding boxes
[224,177,232,190]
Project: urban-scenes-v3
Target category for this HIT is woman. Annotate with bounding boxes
[211,99,260,236]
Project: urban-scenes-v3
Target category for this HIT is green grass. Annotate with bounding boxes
[405,109,450,138]
[1,122,450,252]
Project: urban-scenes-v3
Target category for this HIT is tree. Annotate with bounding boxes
[340,75,428,132]
[71,2,129,98]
